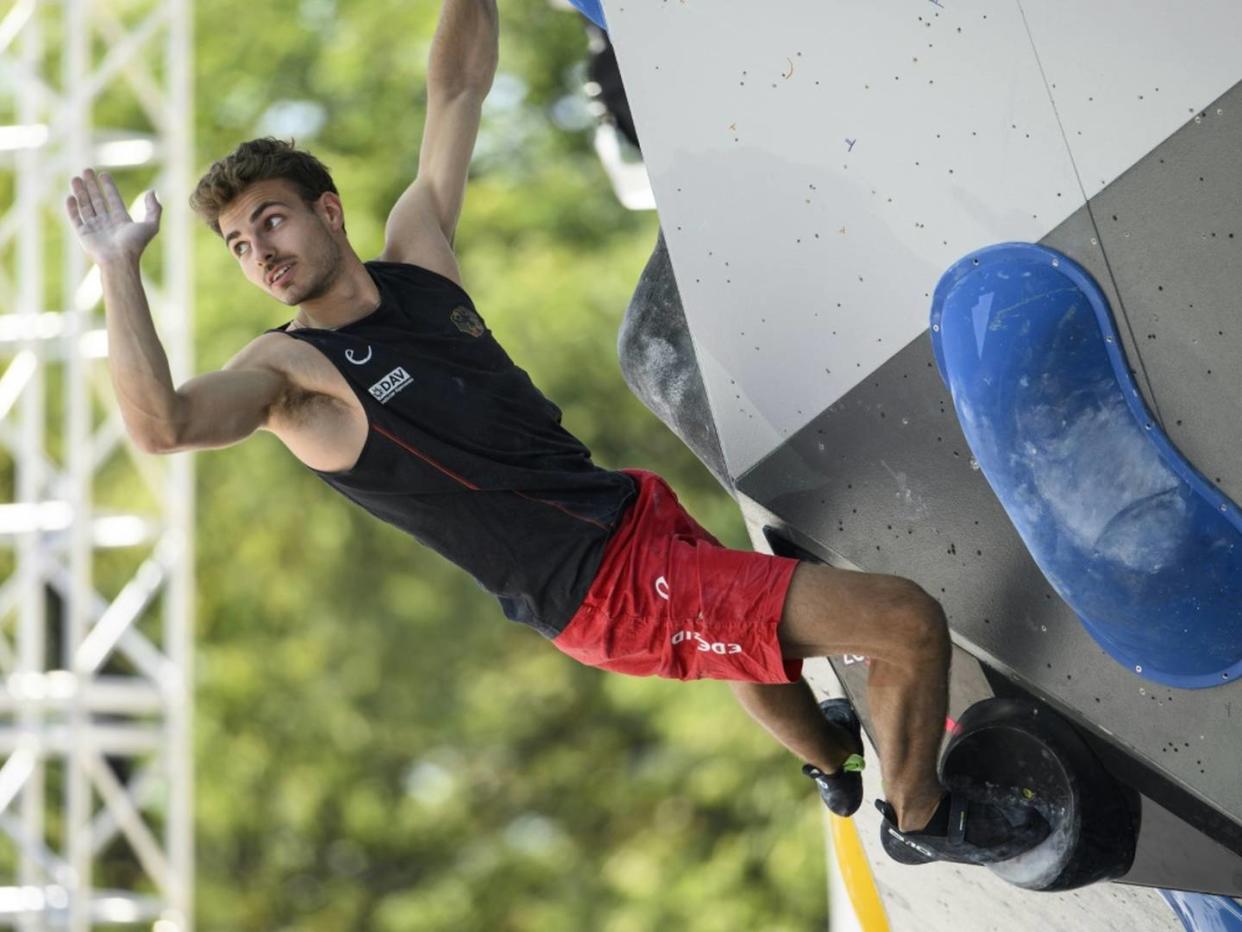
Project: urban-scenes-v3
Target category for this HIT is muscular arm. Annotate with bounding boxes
[380,0,498,272]
[100,257,286,453]
[426,0,498,98]
[69,169,287,455]
[96,254,182,449]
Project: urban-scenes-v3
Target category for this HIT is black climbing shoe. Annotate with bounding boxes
[875,789,1051,866]
[803,698,866,817]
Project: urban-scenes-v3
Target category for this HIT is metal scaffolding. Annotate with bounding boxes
[0,0,193,928]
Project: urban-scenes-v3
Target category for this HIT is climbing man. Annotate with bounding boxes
[64,0,1047,866]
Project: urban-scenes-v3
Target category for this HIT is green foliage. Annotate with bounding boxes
[188,2,827,929]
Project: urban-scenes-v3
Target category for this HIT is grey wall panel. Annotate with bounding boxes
[735,326,1242,846]
[1043,80,1242,506]
[734,84,1242,890]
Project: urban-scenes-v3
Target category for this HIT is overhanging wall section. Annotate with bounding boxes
[602,0,1241,477]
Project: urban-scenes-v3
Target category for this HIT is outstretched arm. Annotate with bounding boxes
[66,169,288,454]
[426,0,499,98]
[380,0,498,273]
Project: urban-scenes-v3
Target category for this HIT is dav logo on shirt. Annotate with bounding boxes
[368,366,412,404]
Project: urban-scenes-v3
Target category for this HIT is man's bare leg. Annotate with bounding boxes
[731,562,951,832]
[729,679,859,773]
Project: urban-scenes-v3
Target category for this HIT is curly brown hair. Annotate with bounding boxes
[190,137,338,236]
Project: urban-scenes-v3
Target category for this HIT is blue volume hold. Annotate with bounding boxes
[1160,890,1242,932]
[929,242,1242,689]
[565,0,607,30]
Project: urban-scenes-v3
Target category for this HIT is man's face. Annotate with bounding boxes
[218,178,344,306]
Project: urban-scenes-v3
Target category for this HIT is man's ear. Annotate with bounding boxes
[316,191,345,231]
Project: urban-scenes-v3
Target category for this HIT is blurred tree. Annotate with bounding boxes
[186,1,829,929]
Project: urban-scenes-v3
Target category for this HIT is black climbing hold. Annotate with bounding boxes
[939,697,1139,891]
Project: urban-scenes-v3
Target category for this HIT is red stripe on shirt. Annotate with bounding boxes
[372,423,480,490]
[372,423,609,530]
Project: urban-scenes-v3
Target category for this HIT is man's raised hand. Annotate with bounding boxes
[66,168,162,266]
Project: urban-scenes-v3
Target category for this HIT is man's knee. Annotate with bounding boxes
[779,563,949,663]
[890,582,950,665]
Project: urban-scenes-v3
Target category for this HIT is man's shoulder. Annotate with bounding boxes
[223,330,313,381]
[367,255,468,296]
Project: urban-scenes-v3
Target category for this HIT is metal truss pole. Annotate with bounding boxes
[0,0,194,927]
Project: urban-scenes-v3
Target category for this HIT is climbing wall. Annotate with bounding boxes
[602,0,1242,923]
[734,97,1242,894]
[602,0,1240,476]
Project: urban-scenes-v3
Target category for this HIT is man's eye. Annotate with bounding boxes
[234,243,248,257]
[266,215,282,228]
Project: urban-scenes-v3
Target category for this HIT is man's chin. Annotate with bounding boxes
[270,287,301,306]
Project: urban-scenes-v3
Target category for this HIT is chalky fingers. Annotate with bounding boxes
[83,168,110,217]
[98,171,130,218]
[70,176,96,220]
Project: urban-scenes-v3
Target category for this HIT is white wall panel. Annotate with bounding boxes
[1020,1,1241,199]
[603,0,1241,475]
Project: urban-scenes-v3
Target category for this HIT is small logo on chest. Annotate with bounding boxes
[450,305,485,338]
[368,366,412,404]
[345,346,373,365]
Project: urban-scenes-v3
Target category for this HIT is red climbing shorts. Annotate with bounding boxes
[554,469,803,683]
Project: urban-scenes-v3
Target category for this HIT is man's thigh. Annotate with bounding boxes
[652,533,800,680]
[777,562,938,661]
[556,469,801,683]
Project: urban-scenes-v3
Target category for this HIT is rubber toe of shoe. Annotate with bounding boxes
[804,699,866,817]
[804,763,863,817]
[875,794,1051,867]
[819,698,864,751]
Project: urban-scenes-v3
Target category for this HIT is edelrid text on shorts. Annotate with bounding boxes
[671,629,743,655]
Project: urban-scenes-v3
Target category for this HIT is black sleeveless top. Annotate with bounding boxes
[269,260,636,637]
